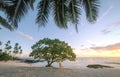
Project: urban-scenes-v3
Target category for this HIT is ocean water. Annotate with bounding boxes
[31,57,120,69]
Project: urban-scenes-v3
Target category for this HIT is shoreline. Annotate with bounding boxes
[0,60,120,69]
[0,61,120,77]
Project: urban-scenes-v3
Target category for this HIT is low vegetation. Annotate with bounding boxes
[87,64,113,69]
[0,40,22,61]
[0,52,12,61]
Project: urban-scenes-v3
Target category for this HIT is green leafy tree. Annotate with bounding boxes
[0,52,12,61]
[13,43,22,57]
[0,41,12,61]
[0,41,2,52]
[30,38,76,67]
[0,41,2,46]
[0,41,23,61]
[0,0,100,31]
[4,40,12,54]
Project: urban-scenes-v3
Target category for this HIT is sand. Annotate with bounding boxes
[0,61,120,77]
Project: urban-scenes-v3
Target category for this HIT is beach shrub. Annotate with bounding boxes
[0,41,23,61]
[87,64,113,69]
[0,52,13,61]
[30,38,76,67]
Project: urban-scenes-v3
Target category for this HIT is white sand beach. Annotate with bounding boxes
[0,61,120,77]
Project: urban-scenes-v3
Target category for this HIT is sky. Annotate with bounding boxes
[1,0,120,57]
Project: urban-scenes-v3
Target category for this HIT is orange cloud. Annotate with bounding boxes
[76,43,120,57]
[90,43,120,51]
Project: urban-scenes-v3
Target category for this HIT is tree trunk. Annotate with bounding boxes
[46,61,53,67]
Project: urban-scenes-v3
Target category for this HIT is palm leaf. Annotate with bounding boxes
[36,0,51,26]
[29,0,35,10]
[82,0,100,23]
[52,0,68,28]
[0,0,12,12]
[0,16,13,31]
[5,0,33,28]
[68,0,81,32]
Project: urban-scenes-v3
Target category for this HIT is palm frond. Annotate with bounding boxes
[0,16,13,31]
[0,0,12,11]
[5,0,33,28]
[83,0,100,23]
[36,0,51,26]
[29,0,35,10]
[0,0,6,9]
[52,0,68,28]
[68,0,81,32]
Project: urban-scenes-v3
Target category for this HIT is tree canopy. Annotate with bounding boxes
[0,40,22,61]
[30,38,76,67]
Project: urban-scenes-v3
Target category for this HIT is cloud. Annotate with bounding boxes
[101,18,120,35]
[73,42,120,57]
[15,31,35,42]
[85,40,96,47]
[86,40,93,44]
[90,43,120,51]
[74,42,120,57]
[78,43,120,57]
[97,6,113,22]
[90,44,96,47]
[112,19,120,26]
[101,28,111,34]
[80,45,84,47]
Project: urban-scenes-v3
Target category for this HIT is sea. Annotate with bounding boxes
[30,57,120,69]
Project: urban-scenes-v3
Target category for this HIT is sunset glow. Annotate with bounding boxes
[73,48,120,57]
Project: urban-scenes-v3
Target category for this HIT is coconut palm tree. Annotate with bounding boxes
[0,0,99,31]
[0,0,34,31]
[0,1,13,31]
[13,43,22,57]
[36,0,100,31]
